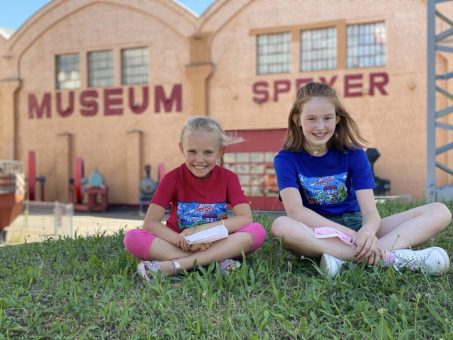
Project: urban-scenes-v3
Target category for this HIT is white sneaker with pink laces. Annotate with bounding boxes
[391,247,450,274]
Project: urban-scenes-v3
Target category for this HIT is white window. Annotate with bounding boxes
[121,47,149,85]
[301,27,337,71]
[257,32,291,75]
[56,54,80,89]
[347,22,386,68]
[88,50,113,88]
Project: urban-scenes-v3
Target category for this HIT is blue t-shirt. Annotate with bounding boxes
[274,148,374,216]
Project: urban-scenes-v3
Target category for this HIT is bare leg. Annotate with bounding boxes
[376,202,451,250]
[155,232,254,275]
[149,237,191,261]
[271,216,358,260]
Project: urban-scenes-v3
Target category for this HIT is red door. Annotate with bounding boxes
[224,129,286,211]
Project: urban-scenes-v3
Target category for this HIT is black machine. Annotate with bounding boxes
[366,148,391,195]
[139,165,158,216]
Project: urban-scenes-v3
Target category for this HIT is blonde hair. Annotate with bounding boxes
[179,116,243,147]
[283,82,367,151]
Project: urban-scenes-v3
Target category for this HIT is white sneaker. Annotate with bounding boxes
[320,253,346,277]
[392,247,450,274]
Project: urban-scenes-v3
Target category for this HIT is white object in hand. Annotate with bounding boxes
[184,225,229,245]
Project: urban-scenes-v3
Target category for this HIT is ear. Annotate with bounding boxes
[179,143,184,155]
[218,146,225,158]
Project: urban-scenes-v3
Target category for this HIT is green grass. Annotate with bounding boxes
[0,202,452,338]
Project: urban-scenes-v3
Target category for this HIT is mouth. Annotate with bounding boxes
[193,165,208,170]
[312,132,328,139]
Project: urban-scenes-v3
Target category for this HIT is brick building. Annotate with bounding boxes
[0,0,451,208]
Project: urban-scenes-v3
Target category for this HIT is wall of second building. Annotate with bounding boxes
[204,0,441,199]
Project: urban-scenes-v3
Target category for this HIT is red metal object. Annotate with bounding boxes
[74,158,84,204]
[73,187,109,212]
[0,161,25,233]
[0,193,24,231]
[69,158,109,212]
[28,151,36,201]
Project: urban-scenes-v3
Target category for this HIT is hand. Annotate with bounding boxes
[354,227,382,265]
[177,227,200,251]
[189,242,213,252]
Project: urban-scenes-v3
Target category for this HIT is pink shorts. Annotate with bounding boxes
[123,223,267,260]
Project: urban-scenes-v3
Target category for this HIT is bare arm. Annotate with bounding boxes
[280,187,357,238]
[354,189,382,263]
[356,189,381,233]
[143,203,180,246]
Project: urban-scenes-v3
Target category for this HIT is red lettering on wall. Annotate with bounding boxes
[369,72,389,96]
[252,72,389,104]
[154,84,182,113]
[344,74,363,97]
[295,78,313,90]
[80,90,99,117]
[104,88,123,116]
[319,76,338,88]
[56,92,74,118]
[273,80,291,102]
[252,81,269,104]
[128,86,149,114]
[28,93,51,119]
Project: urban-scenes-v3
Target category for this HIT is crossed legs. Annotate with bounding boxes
[271,202,451,261]
[124,223,266,275]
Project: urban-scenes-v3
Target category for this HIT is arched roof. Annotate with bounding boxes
[6,0,198,56]
[196,0,254,47]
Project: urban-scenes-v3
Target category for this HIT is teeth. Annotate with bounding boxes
[194,165,206,169]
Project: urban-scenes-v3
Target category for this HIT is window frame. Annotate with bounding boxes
[55,53,81,90]
[256,31,292,75]
[87,50,114,88]
[121,47,149,85]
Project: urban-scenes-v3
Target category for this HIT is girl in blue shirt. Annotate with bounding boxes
[273,82,451,277]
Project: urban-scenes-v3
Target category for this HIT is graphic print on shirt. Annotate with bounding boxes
[298,172,348,205]
[177,202,228,229]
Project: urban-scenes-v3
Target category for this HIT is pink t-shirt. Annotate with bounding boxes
[151,164,249,233]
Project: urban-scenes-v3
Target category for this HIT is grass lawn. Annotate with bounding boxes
[0,202,452,338]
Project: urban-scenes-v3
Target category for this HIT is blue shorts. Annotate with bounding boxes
[323,212,363,231]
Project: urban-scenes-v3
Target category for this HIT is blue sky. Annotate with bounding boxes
[0,0,215,31]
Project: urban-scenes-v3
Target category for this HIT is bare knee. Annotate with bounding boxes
[234,232,254,252]
[271,216,292,238]
[431,202,452,231]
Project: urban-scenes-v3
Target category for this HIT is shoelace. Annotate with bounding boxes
[394,251,427,270]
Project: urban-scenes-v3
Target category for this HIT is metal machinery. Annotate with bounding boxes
[69,158,109,212]
[366,148,391,195]
[0,160,25,243]
[427,0,453,201]
[138,163,165,215]
[138,164,158,215]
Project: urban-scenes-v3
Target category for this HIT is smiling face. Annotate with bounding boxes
[179,129,223,178]
[300,96,340,154]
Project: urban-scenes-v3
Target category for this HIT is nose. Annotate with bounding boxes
[195,154,204,163]
[314,120,325,129]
